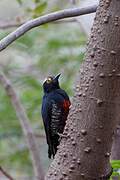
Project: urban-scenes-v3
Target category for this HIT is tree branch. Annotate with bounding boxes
[0,5,97,51]
[0,71,44,180]
[0,18,86,29]
[0,166,14,180]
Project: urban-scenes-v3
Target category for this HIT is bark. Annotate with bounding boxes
[46,0,120,179]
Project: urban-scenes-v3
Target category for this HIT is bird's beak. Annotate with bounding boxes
[54,73,61,81]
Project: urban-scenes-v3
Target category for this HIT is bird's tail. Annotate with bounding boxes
[48,134,59,159]
[48,145,55,159]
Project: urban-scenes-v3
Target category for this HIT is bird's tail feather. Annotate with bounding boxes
[48,144,55,159]
[48,134,59,159]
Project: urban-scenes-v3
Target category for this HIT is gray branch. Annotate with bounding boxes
[0,5,97,51]
[0,71,44,180]
[0,18,86,29]
[0,166,14,180]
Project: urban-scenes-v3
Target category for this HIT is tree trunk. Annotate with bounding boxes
[46,0,120,179]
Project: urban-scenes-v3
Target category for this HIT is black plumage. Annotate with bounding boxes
[41,74,71,158]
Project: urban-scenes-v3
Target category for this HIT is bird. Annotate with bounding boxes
[41,74,71,159]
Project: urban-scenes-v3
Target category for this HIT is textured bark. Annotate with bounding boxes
[46,0,120,179]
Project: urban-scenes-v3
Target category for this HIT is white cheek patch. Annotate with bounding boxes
[43,78,47,83]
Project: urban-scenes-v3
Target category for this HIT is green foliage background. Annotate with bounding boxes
[0,0,119,179]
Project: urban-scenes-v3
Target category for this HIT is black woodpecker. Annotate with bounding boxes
[41,74,71,158]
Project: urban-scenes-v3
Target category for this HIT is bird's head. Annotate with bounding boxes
[43,74,61,93]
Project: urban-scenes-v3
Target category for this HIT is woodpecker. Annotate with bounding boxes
[41,74,71,159]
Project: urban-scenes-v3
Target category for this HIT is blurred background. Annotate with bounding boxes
[0,0,97,179]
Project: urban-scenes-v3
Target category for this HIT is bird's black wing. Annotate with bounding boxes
[41,91,71,158]
[49,90,71,156]
[41,95,55,158]
[56,88,70,101]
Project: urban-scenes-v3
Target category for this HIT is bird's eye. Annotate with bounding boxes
[46,77,52,84]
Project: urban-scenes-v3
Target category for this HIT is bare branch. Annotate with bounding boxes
[0,18,85,29]
[0,71,44,180]
[0,166,14,180]
[0,5,97,51]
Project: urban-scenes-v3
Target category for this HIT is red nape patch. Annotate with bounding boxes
[63,100,71,111]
